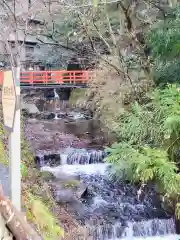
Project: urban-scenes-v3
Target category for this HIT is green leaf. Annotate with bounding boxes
[92,0,98,8]
[21,163,28,177]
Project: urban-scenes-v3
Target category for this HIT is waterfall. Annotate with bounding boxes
[54,89,59,99]
[66,149,106,164]
[36,149,107,167]
[86,219,176,239]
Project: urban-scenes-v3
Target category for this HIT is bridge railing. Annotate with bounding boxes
[0,70,95,86]
[20,70,94,85]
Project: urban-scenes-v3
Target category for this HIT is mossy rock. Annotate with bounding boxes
[40,171,55,181]
[62,179,80,188]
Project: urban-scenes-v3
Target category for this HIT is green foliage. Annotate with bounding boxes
[0,119,64,238]
[113,85,180,151]
[63,179,80,188]
[113,101,164,146]
[107,144,180,194]
[106,84,180,217]
[176,203,180,219]
[69,89,86,105]
[21,163,28,178]
[26,193,64,240]
[148,5,180,85]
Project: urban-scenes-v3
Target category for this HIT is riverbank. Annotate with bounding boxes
[21,88,178,239]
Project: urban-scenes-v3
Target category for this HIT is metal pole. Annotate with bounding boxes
[8,67,21,211]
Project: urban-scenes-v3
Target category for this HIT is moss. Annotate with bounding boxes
[63,179,80,188]
[69,89,86,105]
[40,171,55,181]
[25,193,64,239]
[21,134,64,239]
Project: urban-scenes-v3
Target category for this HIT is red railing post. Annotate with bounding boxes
[0,71,4,85]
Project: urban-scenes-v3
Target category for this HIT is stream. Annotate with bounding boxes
[22,89,180,240]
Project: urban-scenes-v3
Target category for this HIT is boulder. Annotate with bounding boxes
[44,154,61,166]
[43,113,55,120]
[57,113,67,118]
[41,167,88,203]
[21,109,29,117]
[35,99,46,112]
[21,102,40,114]
[53,188,76,203]
[76,182,88,198]
[53,171,80,182]
[52,179,88,200]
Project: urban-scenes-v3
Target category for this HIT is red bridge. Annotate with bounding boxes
[0,70,95,88]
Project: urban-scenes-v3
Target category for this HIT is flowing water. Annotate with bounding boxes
[23,94,179,240]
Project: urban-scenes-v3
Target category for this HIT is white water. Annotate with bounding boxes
[108,235,180,240]
[41,163,110,176]
[122,235,179,240]
[40,157,178,240]
[87,218,177,240]
[69,111,85,120]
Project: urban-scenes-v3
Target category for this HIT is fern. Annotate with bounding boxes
[106,84,180,218]
[106,146,180,196]
[114,101,164,146]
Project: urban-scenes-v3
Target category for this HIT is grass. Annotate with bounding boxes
[69,89,86,105]
[0,121,64,239]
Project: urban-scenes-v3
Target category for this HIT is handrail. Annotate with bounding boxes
[0,70,95,86]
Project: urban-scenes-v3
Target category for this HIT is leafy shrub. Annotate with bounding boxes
[148,6,180,85]
[105,84,180,217]
[107,144,179,192]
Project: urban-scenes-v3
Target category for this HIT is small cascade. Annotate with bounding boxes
[38,145,177,240]
[54,113,59,119]
[66,149,107,164]
[68,111,86,120]
[125,218,175,237]
[54,89,59,99]
[35,149,108,167]
[35,154,61,168]
[86,218,176,239]
[23,110,91,121]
